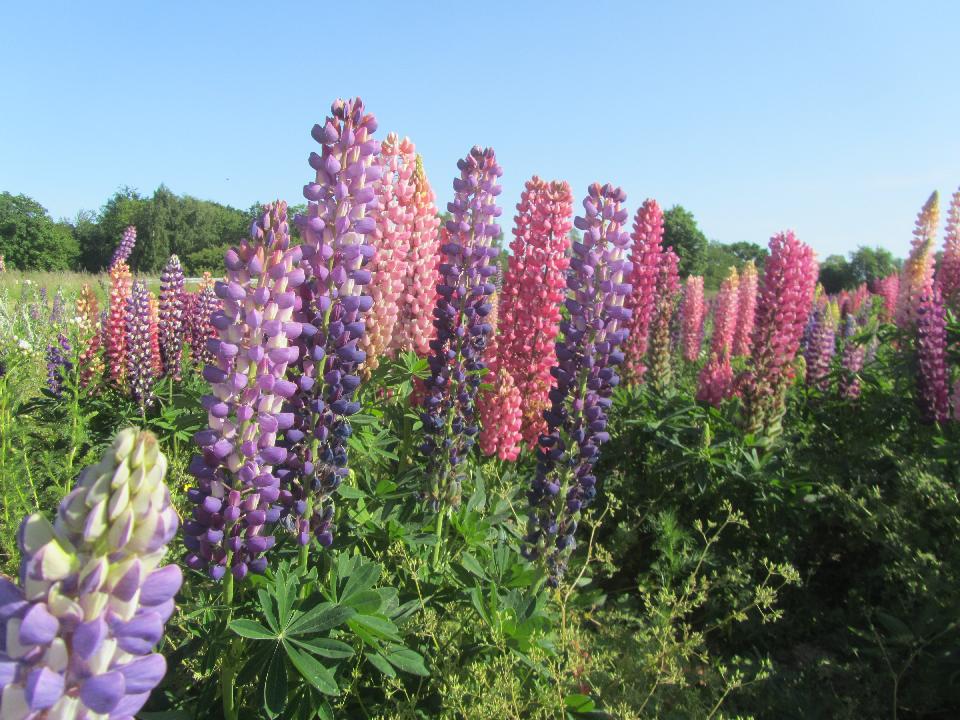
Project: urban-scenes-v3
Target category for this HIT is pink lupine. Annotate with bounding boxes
[697,352,735,406]
[874,273,899,322]
[623,199,664,382]
[478,368,523,461]
[732,260,758,357]
[390,155,442,356]
[936,187,960,309]
[739,231,819,437]
[915,286,950,423]
[896,191,939,329]
[490,176,573,447]
[106,261,132,385]
[711,267,740,357]
[680,275,705,362]
[647,248,680,391]
[363,133,415,373]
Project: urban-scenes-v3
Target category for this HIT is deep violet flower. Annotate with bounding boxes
[159,255,186,379]
[111,225,137,270]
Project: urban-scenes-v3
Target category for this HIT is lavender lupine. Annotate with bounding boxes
[186,274,219,368]
[110,225,137,270]
[49,288,65,326]
[45,333,72,398]
[126,282,157,410]
[0,428,181,719]
[804,301,838,391]
[420,146,502,511]
[183,201,303,582]
[839,313,866,399]
[159,255,186,379]
[278,99,380,553]
[915,287,950,423]
[526,182,632,585]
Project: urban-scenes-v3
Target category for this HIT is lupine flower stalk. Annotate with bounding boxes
[106,261,132,385]
[0,428,180,719]
[622,199,664,382]
[874,273,899,322]
[49,289,65,326]
[159,254,186,379]
[680,275,705,362]
[804,299,838,391]
[361,134,415,374]
[477,368,523,461]
[186,273,219,368]
[110,225,137,270]
[697,267,740,405]
[732,260,758,357]
[739,231,818,438]
[45,333,72,398]
[526,182,632,585]
[647,248,680,392]
[420,146,502,511]
[75,284,99,334]
[839,313,866,399]
[183,201,302,582]
[896,191,939,329]
[126,282,157,410]
[937,187,960,309]
[489,176,573,448]
[390,155,442,356]
[279,98,380,554]
[915,286,950,423]
[696,352,735,406]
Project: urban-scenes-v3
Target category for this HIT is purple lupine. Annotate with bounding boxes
[526,182,632,585]
[183,201,303,581]
[915,286,950,423]
[45,333,72,398]
[159,254,187,379]
[186,275,220,368]
[0,428,180,718]
[420,146,503,511]
[279,98,380,550]
[839,313,866,399]
[49,288,65,325]
[804,301,837,391]
[126,281,157,410]
[111,225,138,269]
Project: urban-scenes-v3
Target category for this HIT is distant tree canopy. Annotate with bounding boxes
[703,240,768,290]
[662,205,708,278]
[0,193,80,271]
[817,245,901,294]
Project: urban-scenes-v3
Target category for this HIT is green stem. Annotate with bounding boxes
[433,507,446,569]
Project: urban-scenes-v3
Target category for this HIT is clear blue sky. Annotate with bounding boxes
[2,1,958,261]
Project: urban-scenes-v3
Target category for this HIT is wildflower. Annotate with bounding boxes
[896,191,939,329]
[159,255,186,379]
[680,275,705,362]
[111,225,137,269]
[622,199,664,382]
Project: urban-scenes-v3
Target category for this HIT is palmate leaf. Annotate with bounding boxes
[340,560,381,604]
[289,636,355,659]
[383,644,429,676]
[283,640,339,696]
[365,651,396,678]
[348,613,402,643]
[229,619,276,640]
[264,648,287,717]
[287,603,355,636]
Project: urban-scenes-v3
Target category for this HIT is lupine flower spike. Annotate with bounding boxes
[0,428,181,719]
[184,201,303,581]
[159,255,186,380]
[915,286,951,423]
[804,299,838,391]
[111,226,138,270]
[478,368,523,461]
[45,333,72,398]
[186,273,219,368]
[622,199,664,382]
[680,275,705,362]
[420,146,502,511]
[526,182,632,585]
[732,260,758,357]
[874,273,899,323]
[937,187,960,309]
[896,191,939,329]
[647,248,680,392]
[106,261,132,386]
[839,313,866,399]
[126,282,158,411]
[697,267,739,405]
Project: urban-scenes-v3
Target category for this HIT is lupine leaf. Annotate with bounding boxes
[229,619,276,640]
[283,640,339,695]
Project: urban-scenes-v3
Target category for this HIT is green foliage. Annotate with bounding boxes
[663,205,708,278]
[819,246,901,293]
[0,192,80,270]
[704,240,768,290]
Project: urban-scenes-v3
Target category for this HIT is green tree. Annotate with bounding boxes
[0,192,80,270]
[847,245,898,285]
[81,187,148,271]
[663,205,708,277]
[818,254,854,294]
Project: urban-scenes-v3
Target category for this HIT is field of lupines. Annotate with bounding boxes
[1,97,959,719]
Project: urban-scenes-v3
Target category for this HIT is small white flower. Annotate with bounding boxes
[18,339,32,352]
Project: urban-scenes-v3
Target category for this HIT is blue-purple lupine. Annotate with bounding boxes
[111,225,137,269]
[126,281,157,410]
[279,98,379,551]
[183,201,303,583]
[45,333,72,398]
[420,146,503,511]
[49,288,65,326]
[159,254,186,380]
[839,312,866,399]
[916,286,950,423]
[804,301,837,391]
[0,428,181,718]
[525,182,632,585]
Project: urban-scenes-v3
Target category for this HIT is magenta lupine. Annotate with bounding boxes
[159,254,186,379]
[711,267,740,357]
[390,155,442,356]
[839,313,866,399]
[647,248,680,392]
[937,187,960,309]
[0,428,180,718]
[526,182,632,584]
[696,353,735,406]
[111,225,137,269]
[874,273,899,322]
[622,199,664,382]
[126,282,157,410]
[915,286,950,423]
[362,133,415,374]
[490,176,573,448]
[739,231,819,437]
[477,368,523,461]
[280,98,379,551]
[680,275,705,362]
[896,191,939,329]
[804,300,838,391]
[421,146,502,510]
[183,201,303,581]
[732,260,758,357]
